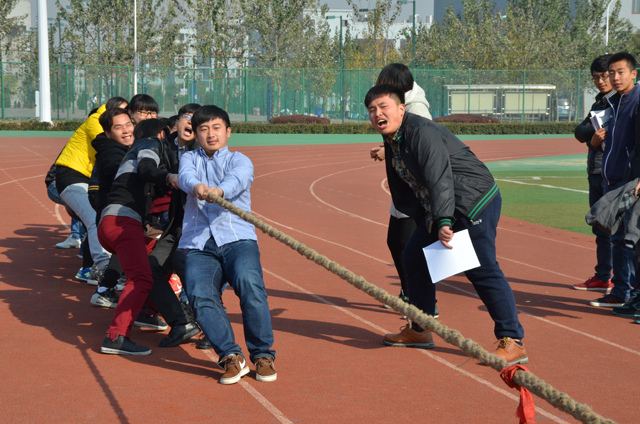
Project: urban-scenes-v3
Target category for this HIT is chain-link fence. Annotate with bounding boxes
[0,62,609,123]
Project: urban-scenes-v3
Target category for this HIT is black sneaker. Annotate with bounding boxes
[90,288,119,308]
[196,335,213,350]
[589,294,626,307]
[612,300,640,317]
[134,310,168,331]
[159,322,201,347]
[101,335,151,355]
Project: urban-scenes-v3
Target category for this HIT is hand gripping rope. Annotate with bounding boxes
[206,193,617,424]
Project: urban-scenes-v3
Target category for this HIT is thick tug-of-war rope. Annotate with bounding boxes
[206,193,617,424]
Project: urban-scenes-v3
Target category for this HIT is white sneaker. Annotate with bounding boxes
[56,235,81,249]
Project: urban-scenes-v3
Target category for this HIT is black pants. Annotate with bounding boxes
[403,194,524,340]
[148,233,189,327]
[387,215,416,296]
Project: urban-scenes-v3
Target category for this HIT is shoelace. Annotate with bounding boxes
[496,337,512,349]
[255,357,273,370]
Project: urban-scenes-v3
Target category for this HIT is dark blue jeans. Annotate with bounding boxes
[588,174,612,282]
[403,194,524,340]
[184,237,275,363]
[604,181,636,301]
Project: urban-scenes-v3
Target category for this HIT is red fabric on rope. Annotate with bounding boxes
[500,364,536,424]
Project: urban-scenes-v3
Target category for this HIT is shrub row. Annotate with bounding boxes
[0,120,578,135]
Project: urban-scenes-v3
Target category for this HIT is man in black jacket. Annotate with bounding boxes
[572,55,616,293]
[365,85,527,365]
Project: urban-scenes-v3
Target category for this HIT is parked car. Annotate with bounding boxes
[557,98,575,121]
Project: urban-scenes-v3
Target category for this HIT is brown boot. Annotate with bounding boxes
[383,324,435,349]
[494,337,528,366]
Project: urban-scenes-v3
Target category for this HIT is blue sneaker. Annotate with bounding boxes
[75,267,91,281]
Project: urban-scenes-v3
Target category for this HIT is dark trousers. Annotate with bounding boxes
[387,215,417,296]
[604,180,636,300]
[98,216,156,338]
[403,193,524,340]
[148,233,189,327]
[588,174,612,282]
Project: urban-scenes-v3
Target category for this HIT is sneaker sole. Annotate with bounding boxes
[612,309,640,317]
[256,372,278,382]
[133,321,169,331]
[219,366,250,385]
[589,302,625,307]
[90,296,117,308]
[383,339,435,349]
[573,286,611,291]
[87,279,99,286]
[505,356,529,366]
[100,347,152,355]
[75,276,89,282]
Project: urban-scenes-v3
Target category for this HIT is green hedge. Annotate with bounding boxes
[0,120,578,135]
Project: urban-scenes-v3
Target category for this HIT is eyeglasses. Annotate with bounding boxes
[591,74,609,82]
[134,110,157,118]
[181,114,192,121]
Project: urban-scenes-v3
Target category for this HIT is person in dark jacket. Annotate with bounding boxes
[590,52,640,308]
[96,110,180,355]
[365,84,527,366]
[572,55,616,293]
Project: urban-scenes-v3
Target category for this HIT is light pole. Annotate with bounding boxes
[134,0,138,95]
[37,0,52,123]
[398,0,416,67]
[605,0,616,49]
[327,15,345,122]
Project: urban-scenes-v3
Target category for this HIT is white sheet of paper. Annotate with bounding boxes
[422,229,481,284]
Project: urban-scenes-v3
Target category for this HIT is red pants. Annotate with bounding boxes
[98,215,157,338]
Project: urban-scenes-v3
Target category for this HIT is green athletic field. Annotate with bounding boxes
[487,154,591,235]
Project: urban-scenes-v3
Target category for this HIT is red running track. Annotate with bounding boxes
[0,136,635,423]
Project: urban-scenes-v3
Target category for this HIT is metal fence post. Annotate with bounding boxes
[66,63,70,120]
[245,68,249,123]
[576,69,581,122]
[467,69,471,114]
[522,70,526,124]
[302,68,305,115]
[1,62,4,121]
[357,68,361,122]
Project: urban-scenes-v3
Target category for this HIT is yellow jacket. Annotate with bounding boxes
[55,104,106,177]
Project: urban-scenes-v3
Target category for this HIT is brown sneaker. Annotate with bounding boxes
[383,324,435,349]
[255,357,277,382]
[494,337,528,366]
[219,354,250,385]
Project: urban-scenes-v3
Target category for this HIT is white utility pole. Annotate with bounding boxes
[37,0,52,123]
[133,0,138,95]
[605,0,616,49]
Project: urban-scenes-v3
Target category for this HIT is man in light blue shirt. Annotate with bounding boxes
[178,105,276,385]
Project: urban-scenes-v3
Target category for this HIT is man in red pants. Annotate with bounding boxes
[97,110,178,355]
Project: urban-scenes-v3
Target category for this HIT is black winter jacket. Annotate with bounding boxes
[160,132,198,240]
[574,90,616,175]
[385,112,499,228]
[90,133,129,219]
[104,136,172,223]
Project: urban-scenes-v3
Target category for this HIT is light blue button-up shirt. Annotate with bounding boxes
[178,146,257,250]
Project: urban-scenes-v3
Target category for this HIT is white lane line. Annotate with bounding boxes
[255,160,365,179]
[252,211,388,264]
[200,349,293,424]
[496,256,583,281]
[440,282,640,358]
[253,210,640,357]
[308,165,385,226]
[497,226,594,251]
[380,178,390,195]
[495,179,589,194]
[0,174,45,187]
[263,268,569,424]
[55,204,71,229]
[0,168,64,226]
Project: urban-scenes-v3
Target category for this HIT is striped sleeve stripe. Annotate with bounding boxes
[468,183,499,220]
